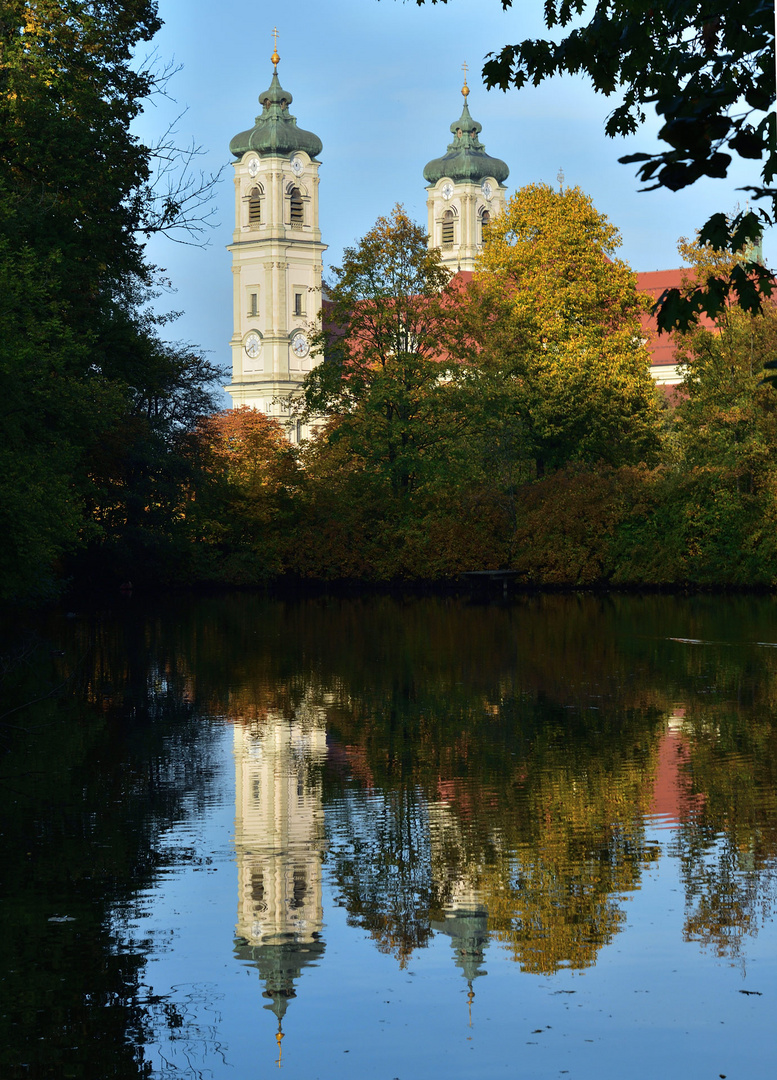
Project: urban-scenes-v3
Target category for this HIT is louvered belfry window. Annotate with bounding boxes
[442,209,455,248]
[290,187,304,225]
[480,210,490,243]
[248,187,262,224]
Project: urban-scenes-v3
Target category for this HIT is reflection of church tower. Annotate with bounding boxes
[431,904,489,1021]
[233,707,327,1054]
[423,71,509,272]
[428,798,489,1018]
[225,35,326,441]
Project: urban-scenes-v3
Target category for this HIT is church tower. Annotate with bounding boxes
[225,37,325,440]
[423,73,509,272]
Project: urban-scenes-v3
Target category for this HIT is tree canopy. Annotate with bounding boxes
[417,0,775,330]
[0,1,222,602]
[454,182,664,475]
[300,204,463,498]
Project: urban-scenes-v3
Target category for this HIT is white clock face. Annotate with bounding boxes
[481,180,493,201]
[247,157,259,177]
[244,332,262,359]
[291,333,309,359]
[441,182,454,201]
[290,155,304,177]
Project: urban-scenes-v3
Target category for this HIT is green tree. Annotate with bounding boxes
[675,235,777,476]
[301,204,459,496]
[1,1,160,294]
[417,0,774,329]
[0,241,98,601]
[455,183,665,477]
[661,237,777,583]
[0,2,221,600]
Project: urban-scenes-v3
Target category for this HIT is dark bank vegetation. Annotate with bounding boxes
[3,6,777,604]
[0,608,225,1079]
[0,0,222,605]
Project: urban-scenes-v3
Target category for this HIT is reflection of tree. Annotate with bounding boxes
[0,616,222,1080]
[479,754,658,973]
[153,592,777,975]
[671,708,777,958]
[44,590,777,993]
[326,785,436,966]
[323,683,664,973]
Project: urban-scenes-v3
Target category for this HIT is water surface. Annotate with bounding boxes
[1,593,776,1078]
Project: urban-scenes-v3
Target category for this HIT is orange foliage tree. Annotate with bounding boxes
[184,407,299,583]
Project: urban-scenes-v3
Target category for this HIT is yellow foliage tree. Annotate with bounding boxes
[455,183,665,476]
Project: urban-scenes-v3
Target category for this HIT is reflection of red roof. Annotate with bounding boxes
[649,729,706,826]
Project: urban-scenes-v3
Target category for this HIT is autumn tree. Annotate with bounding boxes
[455,182,665,478]
[300,204,464,500]
[655,235,777,582]
[674,235,777,475]
[182,408,298,584]
[417,0,774,329]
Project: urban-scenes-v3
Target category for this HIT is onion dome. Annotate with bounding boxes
[230,47,322,160]
[423,81,508,186]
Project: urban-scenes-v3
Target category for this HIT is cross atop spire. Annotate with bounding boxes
[461,60,469,98]
[271,27,280,70]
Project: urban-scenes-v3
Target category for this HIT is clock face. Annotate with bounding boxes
[244,332,262,359]
[290,155,304,177]
[291,333,309,359]
[441,182,454,201]
[481,180,493,201]
[247,157,259,177]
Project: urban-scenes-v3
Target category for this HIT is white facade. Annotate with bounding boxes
[224,58,326,443]
[426,174,507,273]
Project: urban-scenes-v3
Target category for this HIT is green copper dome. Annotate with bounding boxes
[230,65,322,160]
[423,91,508,186]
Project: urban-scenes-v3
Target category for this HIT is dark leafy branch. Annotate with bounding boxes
[416,0,775,330]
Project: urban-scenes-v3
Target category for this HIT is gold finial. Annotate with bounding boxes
[275,1021,284,1067]
[461,60,470,98]
[271,26,280,69]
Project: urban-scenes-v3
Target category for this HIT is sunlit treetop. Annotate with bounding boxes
[416,0,776,330]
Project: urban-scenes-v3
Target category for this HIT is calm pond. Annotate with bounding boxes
[2,592,776,1079]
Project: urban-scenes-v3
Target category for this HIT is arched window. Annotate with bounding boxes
[479,209,490,244]
[289,186,304,226]
[247,186,262,225]
[442,209,455,248]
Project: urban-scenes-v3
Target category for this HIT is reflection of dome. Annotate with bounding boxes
[431,904,489,986]
[234,933,326,1022]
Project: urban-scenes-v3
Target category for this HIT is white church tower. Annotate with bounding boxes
[224,37,325,440]
[423,72,509,272]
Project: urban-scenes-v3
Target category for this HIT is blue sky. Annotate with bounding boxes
[132,0,767,398]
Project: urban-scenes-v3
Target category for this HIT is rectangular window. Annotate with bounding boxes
[290,189,304,225]
[293,291,304,317]
[249,292,258,316]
